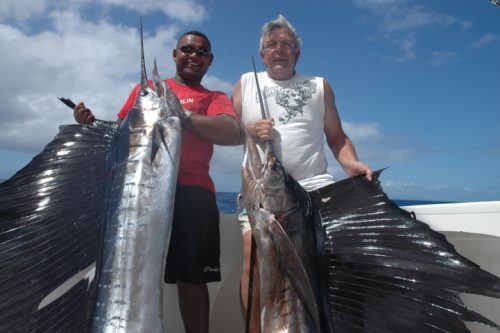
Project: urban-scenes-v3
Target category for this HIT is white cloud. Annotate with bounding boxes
[342,121,381,142]
[360,147,414,163]
[0,2,220,155]
[353,0,402,14]
[0,0,207,25]
[100,0,207,24]
[430,51,460,66]
[353,0,456,33]
[425,183,450,191]
[384,5,455,33]
[471,33,497,48]
[381,179,416,189]
[353,1,465,64]
[0,0,49,23]
[460,20,473,30]
[390,33,416,62]
[202,74,234,95]
[211,145,247,192]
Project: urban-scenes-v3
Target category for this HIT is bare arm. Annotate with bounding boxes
[181,110,243,146]
[74,102,123,125]
[75,98,241,146]
[323,79,373,181]
[232,79,274,142]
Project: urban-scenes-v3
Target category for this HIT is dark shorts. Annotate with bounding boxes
[165,185,221,284]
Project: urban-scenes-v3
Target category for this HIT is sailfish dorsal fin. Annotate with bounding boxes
[152,59,164,97]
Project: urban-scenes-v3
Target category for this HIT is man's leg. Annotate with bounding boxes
[167,186,220,332]
[240,230,261,333]
[177,281,209,333]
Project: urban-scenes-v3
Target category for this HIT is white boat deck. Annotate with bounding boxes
[163,201,500,332]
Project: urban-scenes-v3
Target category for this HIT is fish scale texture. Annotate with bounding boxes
[0,120,118,333]
[310,171,500,333]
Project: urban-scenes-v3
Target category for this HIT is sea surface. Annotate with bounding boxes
[215,191,448,214]
[216,192,240,214]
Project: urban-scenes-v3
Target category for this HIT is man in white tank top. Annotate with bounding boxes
[232,15,373,331]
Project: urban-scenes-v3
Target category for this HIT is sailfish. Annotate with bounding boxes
[0,19,185,332]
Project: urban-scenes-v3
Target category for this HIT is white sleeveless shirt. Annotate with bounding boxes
[240,71,334,191]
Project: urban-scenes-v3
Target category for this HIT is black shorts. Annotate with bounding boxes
[165,185,221,284]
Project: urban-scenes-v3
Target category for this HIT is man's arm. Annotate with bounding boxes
[232,79,273,142]
[323,79,373,181]
[181,112,243,146]
[181,87,243,146]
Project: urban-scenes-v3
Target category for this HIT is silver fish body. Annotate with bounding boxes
[0,22,185,330]
[91,59,184,331]
[240,135,321,332]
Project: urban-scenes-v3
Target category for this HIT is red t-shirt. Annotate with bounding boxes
[116,78,237,193]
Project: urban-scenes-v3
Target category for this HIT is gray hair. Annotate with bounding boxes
[259,15,302,51]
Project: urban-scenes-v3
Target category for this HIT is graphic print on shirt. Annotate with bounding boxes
[274,79,317,124]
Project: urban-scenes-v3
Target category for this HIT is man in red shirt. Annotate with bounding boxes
[74,31,242,332]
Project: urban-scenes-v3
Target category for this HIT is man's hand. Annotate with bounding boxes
[74,102,95,125]
[249,118,274,142]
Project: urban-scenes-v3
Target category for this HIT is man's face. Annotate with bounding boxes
[260,28,300,81]
[173,34,213,84]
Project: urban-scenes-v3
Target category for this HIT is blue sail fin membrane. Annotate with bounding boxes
[0,120,118,332]
[311,170,500,333]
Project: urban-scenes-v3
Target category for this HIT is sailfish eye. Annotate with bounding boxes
[270,160,281,171]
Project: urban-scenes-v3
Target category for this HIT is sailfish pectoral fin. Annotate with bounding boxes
[151,120,178,166]
[151,122,168,163]
[256,209,322,331]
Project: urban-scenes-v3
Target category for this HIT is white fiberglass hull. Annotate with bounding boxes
[162,201,500,333]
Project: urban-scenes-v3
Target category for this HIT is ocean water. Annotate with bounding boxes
[216,192,240,214]
[215,192,448,214]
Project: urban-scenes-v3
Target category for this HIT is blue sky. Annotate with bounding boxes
[0,0,499,202]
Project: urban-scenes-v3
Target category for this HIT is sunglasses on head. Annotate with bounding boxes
[178,45,211,56]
